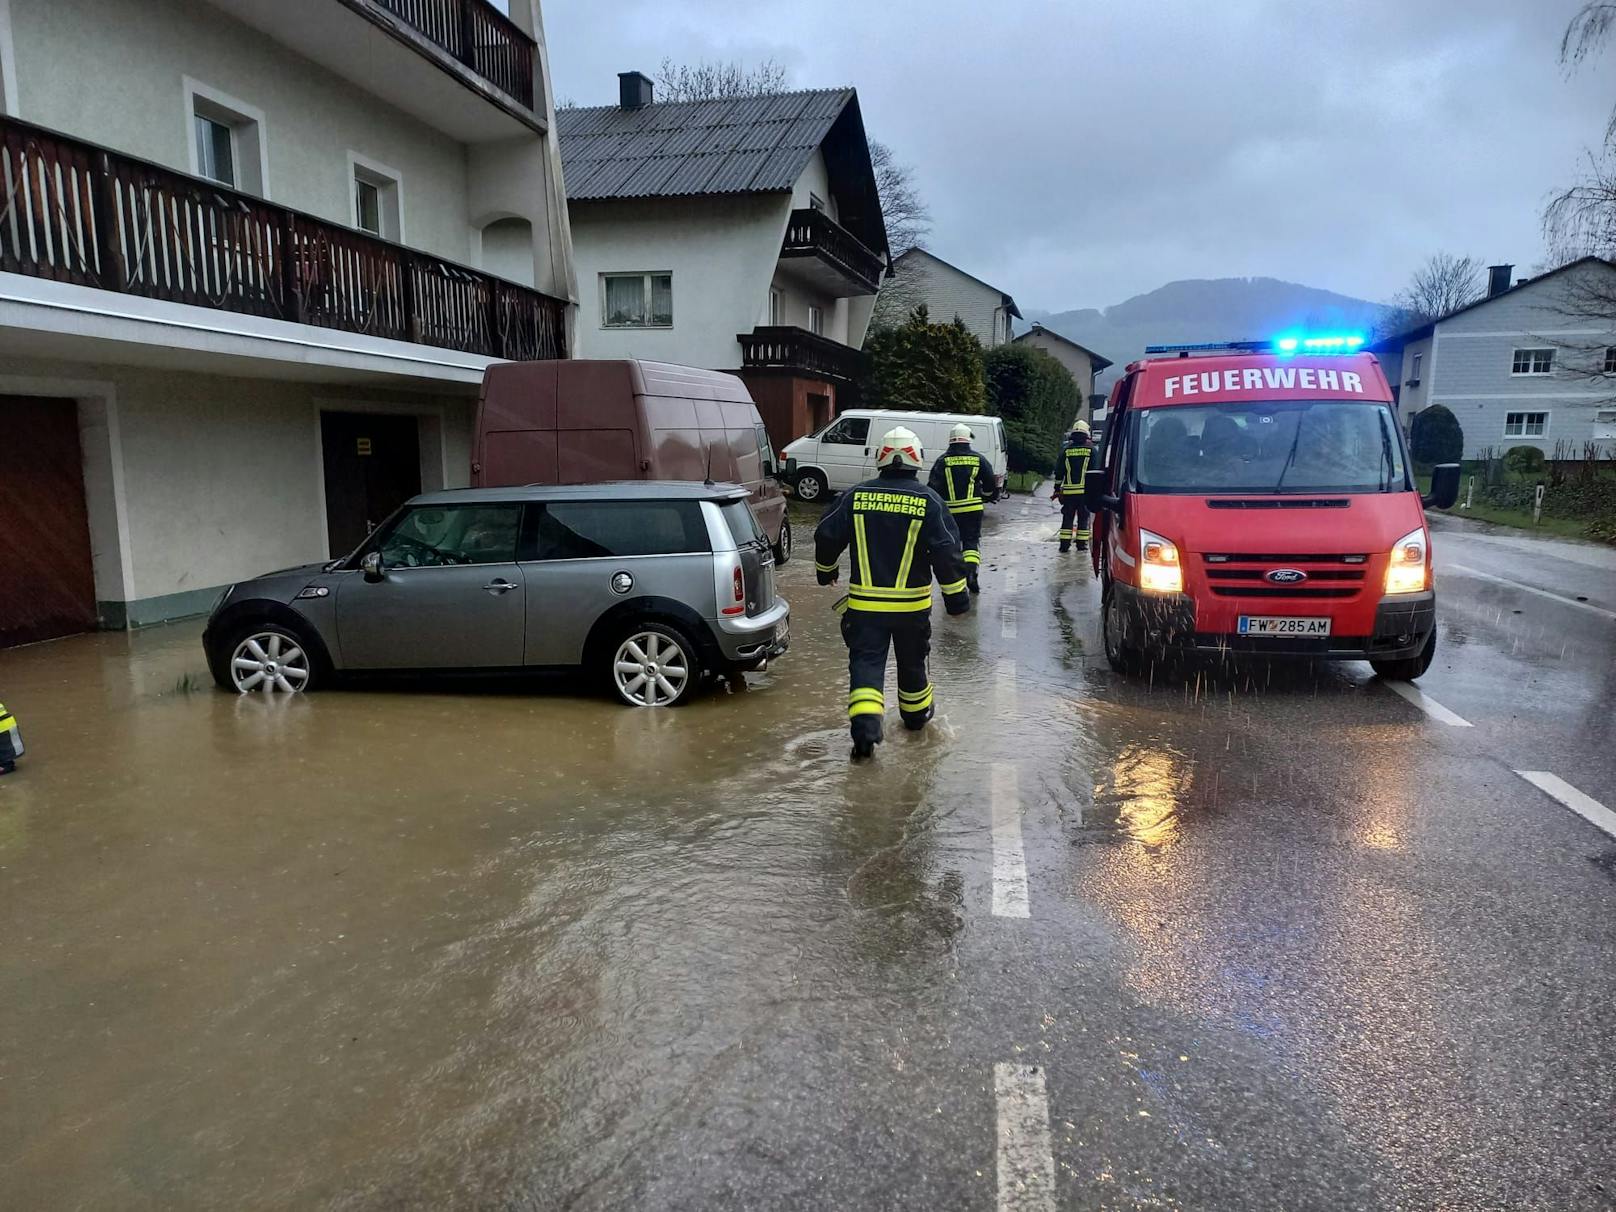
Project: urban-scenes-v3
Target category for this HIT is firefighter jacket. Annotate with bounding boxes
[927,445,998,514]
[1058,438,1094,494]
[814,470,971,616]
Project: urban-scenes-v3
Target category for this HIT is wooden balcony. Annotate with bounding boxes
[0,115,566,363]
[738,326,868,384]
[368,0,535,109]
[778,208,884,297]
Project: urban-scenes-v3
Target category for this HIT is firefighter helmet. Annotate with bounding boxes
[874,426,925,470]
[1070,419,1091,438]
[949,423,973,444]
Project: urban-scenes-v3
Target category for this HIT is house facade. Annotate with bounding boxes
[558,75,889,449]
[1012,324,1112,419]
[0,0,576,646]
[872,248,1021,347]
[1371,258,1616,459]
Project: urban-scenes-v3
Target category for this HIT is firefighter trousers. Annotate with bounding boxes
[1059,496,1091,550]
[952,510,983,588]
[842,611,933,743]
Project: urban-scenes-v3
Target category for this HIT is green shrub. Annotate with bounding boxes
[861,305,986,415]
[1410,404,1464,466]
[1503,445,1546,478]
[983,344,1080,474]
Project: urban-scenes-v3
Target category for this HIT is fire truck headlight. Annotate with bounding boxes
[1138,528,1184,594]
[1384,527,1429,595]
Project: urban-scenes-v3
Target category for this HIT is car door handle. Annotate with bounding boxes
[483,578,518,594]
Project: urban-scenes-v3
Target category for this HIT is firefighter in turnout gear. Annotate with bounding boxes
[927,423,998,593]
[815,426,971,760]
[1055,420,1094,553]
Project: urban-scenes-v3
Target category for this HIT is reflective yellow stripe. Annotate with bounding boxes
[898,684,932,703]
[1058,529,1072,539]
[0,716,14,734]
[846,596,933,613]
[1074,529,1091,540]
[968,465,979,503]
[849,688,885,706]
[895,519,921,589]
[963,550,980,564]
[815,561,838,574]
[853,514,873,586]
[849,583,932,600]
[938,577,968,595]
[849,700,886,717]
[899,688,934,713]
[947,501,985,513]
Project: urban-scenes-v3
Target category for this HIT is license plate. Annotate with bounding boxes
[1237,615,1331,637]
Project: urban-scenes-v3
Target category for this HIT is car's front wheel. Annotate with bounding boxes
[222,623,320,694]
[1102,586,1144,676]
[793,469,827,502]
[1371,629,1437,681]
[608,623,700,707]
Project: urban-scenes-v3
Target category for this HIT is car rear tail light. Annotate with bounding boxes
[721,557,746,616]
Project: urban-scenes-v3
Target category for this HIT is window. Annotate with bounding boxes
[533,501,708,560]
[377,504,520,568]
[753,423,778,477]
[195,114,235,186]
[719,499,766,547]
[185,79,265,195]
[1409,352,1423,383]
[350,155,403,241]
[1511,348,1554,375]
[1504,411,1548,437]
[1604,346,1616,374]
[807,304,823,336]
[821,415,870,446]
[769,288,782,327]
[602,273,672,327]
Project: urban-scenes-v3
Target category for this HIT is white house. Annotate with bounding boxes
[872,247,1022,347]
[558,73,889,450]
[0,0,577,645]
[1370,257,1616,459]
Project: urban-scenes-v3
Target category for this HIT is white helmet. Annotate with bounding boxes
[874,426,925,470]
[949,423,973,444]
[1071,419,1091,437]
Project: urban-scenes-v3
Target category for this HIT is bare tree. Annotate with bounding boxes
[870,141,930,259]
[655,57,789,103]
[1392,253,1484,325]
[1545,4,1616,262]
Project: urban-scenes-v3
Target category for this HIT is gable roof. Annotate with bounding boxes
[557,88,888,257]
[1014,323,1113,372]
[1369,255,1613,349]
[893,248,1023,319]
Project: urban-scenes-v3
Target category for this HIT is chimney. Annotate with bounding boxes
[1487,264,1513,298]
[618,71,654,110]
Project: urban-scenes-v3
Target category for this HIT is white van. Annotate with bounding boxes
[782,410,1009,502]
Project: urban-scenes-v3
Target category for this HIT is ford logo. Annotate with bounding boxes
[1266,568,1308,585]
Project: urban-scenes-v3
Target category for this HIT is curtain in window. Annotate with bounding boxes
[650,275,673,325]
[605,276,646,326]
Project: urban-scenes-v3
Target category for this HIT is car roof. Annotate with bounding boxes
[409,481,750,505]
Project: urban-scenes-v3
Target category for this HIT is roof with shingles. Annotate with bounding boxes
[558,89,857,201]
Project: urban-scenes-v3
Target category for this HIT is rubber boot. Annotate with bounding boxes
[901,705,934,732]
[967,571,981,594]
[850,714,884,761]
[1058,541,1071,553]
[1074,540,1087,552]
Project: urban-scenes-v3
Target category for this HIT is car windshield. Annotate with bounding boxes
[1133,400,1405,493]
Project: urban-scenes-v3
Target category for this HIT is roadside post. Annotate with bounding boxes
[1534,482,1545,524]
[1464,475,1474,510]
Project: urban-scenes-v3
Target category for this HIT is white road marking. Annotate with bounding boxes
[991,762,1030,919]
[995,659,1017,714]
[1004,567,1019,593]
[995,1062,1055,1212]
[1001,605,1018,640]
[1446,563,1616,622]
[1515,771,1616,841]
[1384,679,1472,727]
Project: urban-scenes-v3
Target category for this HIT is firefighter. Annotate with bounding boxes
[0,701,22,775]
[815,426,971,760]
[927,422,999,593]
[1055,420,1095,553]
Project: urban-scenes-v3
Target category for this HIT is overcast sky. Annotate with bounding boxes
[538,0,1610,314]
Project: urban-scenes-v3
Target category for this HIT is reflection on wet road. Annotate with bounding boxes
[2,495,1614,1209]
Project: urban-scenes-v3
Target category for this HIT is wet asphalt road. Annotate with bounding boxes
[2,493,1614,1210]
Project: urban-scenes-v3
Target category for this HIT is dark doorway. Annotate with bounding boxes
[0,397,98,647]
[807,392,833,434]
[321,412,422,557]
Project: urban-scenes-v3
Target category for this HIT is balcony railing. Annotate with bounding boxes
[370,0,535,108]
[738,326,868,383]
[780,207,884,295]
[0,116,566,363]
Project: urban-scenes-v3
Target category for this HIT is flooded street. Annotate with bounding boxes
[3,494,1615,1210]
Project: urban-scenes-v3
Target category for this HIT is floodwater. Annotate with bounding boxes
[3,494,1614,1209]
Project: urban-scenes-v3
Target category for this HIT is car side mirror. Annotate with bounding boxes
[360,551,386,583]
[1083,467,1120,513]
[1423,462,1461,510]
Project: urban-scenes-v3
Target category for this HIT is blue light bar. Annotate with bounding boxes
[1273,332,1365,355]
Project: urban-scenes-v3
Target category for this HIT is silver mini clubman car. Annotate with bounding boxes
[203,482,790,707]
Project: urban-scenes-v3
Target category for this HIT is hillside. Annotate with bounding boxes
[1022,277,1390,393]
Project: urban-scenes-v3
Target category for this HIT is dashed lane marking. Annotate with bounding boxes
[1446,563,1616,622]
[991,762,1030,918]
[1384,679,1473,727]
[1001,605,1018,640]
[1515,771,1616,841]
[1004,567,1019,594]
[994,1062,1055,1211]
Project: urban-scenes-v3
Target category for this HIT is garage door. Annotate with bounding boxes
[0,397,98,647]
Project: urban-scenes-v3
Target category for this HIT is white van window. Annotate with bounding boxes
[822,416,870,445]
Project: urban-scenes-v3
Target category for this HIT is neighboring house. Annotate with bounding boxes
[557,73,890,449]
[1370,258,1616,458]
[872,248,1021,347]
[1012,324,1113,418]
[0,0,577,646]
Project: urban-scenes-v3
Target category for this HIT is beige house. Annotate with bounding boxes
[0,0,577,644]
[1013,324,1113,420]
[872,247,1021,346]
